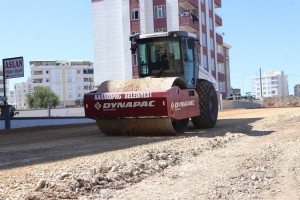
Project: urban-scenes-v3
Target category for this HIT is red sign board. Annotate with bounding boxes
[3,57,24,79]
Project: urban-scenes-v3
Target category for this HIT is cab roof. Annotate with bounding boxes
[130,31,197,41]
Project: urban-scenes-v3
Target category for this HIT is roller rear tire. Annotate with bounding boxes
[192,80,218,128]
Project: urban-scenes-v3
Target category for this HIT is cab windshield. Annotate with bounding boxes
[137,38,183,77]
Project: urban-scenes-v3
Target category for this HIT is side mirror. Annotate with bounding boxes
[131,42,137,54]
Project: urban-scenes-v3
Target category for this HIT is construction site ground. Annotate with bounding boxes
[0,107,299,199]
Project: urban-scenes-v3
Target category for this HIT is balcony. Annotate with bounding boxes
[179,13,199,32]
[179,0,198,10]
[32,71,43,75]
[216,32,223,44]
[215,14,222,27]
[217,53,225,63]
[32,79,43,84]
[214,0,222,8]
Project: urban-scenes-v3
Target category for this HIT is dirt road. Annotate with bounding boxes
[0,107,299,199]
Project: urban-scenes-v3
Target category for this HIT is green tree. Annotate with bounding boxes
[26,86,60,109]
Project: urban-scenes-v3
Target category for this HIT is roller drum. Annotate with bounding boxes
[95,77,190,136]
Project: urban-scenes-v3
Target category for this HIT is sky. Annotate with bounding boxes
[1,0,299,95]
[220,0,300,95]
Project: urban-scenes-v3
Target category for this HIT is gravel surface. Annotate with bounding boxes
[0,107,299,199]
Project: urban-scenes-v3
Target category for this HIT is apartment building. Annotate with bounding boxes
[30,60,94,107]
[252,71,289,99]
[91,0,231,98]
[8,90,16,106]
[13,79,33,109]
[294,84,300,97]
[0,69,10,99]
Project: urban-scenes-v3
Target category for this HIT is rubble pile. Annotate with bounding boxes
[263,96,300,107]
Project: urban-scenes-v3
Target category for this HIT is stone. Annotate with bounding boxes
[59,173,71,180]
[251,175,258,181]
[34,179,46,191]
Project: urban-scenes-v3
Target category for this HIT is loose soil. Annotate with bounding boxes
[0,107,299,199]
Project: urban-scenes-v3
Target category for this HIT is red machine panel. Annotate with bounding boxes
[84,86,200,120]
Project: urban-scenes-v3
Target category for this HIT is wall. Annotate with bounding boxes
[0,117,94,130]
[220,100,263,110]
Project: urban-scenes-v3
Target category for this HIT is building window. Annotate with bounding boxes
[203,55,208,69]
[211,58,215,71]
[154,5,166,19]
[217,44,223,54]
[218,63,225,74]
[55,69,61,75]
[131,8,139,20]
[55,85,61,91]
[83,86,89,90]
[83,78,93,82]
[67,69,72,75]
[77,70,81,74]
[208,0,213,10]
[67,77,72,82]
[210,37,215,51]
[202,33,207,47]
[83,69,94,74]
[132,54,138,66]
[218,81,226,93]
[209,17,213,30]
[55,77,61,83]
[154,28,167,32]
[67,85,72,90]
[201,12,206,25]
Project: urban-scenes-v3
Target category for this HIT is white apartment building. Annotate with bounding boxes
[91,0,231,98]
[252,71,289,99]
[30,60,94,107]
[294,84,300,97]
[0,69,10,98]
[13,79,33,109]
[8,90,16,106]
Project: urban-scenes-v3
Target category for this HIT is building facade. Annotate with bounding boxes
[30,60,94,107]
[251,71,289,99]
[0,69,10,99]
[91,0,231,98]
[13,79,33,109]
[294,84,300,97]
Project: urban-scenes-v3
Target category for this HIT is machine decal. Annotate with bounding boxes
[103,101,155,109]
[171,100,195,110]
[94,93,121,100]
[94,101,156,111]
[94,102,102,110]
[125,92,152,99]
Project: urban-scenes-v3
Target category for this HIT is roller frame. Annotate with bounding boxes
[84,86,199,120]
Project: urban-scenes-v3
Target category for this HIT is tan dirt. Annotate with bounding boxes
[0,107,299,199]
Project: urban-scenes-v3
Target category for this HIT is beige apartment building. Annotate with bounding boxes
[30,60,94,107]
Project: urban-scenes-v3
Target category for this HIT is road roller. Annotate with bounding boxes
[84,31,218,136]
